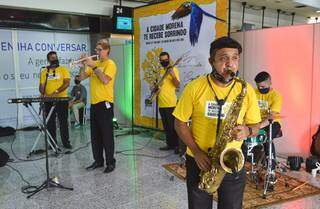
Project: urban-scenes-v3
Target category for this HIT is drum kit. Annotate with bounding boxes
[244,116,284,198]
[174,115,285,198]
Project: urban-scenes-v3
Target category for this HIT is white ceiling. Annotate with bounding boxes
[232,0,320,18]
[111,0,320,19]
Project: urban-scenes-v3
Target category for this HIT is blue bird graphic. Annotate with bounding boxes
[171,2,226,46]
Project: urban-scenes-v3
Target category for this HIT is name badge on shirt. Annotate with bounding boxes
[47,73,60,80]
[105,102,111,109]
[258,100,268,110]
[205,101,231,119]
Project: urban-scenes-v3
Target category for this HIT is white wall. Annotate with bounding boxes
[232,24,317,157]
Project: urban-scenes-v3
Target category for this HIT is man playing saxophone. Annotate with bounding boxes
[173,37,261,209]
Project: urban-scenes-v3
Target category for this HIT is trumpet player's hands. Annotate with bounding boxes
[78,54,88,67]
[80,54,96,68]
[194,150,211,172]
[85,59,96,68]
[232,125,250,141]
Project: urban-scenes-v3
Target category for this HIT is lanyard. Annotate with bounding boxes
[206,74,236,137]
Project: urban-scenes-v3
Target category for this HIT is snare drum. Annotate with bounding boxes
[245,129,267,146]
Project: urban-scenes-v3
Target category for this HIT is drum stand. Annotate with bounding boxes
[247,144,260,189]
[262,119,276,198]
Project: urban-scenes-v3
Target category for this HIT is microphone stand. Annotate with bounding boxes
[27,66,73,198]
[262,117,275,198]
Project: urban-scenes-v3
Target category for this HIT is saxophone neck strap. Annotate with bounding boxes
[206,74,237,139]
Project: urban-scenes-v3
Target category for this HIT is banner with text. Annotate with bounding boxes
[134,0,227,128]
[0,29,90,127]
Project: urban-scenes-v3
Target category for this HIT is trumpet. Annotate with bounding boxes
[69,55,99,68]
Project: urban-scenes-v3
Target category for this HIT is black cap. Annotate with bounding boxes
[254,71,271,83]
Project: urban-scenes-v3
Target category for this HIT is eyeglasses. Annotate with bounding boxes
[95,48,104,52]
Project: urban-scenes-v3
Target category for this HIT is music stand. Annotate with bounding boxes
[27,67,73,198]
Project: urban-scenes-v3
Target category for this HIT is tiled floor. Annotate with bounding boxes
[0,125,320,209]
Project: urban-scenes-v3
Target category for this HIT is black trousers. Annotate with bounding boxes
[186,155,246,209]
[159,107,179,148]
[45,101,70,147]
[90,101,115,165]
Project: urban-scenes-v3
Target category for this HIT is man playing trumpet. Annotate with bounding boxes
[78,39,117,173]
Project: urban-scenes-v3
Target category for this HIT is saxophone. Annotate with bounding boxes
[198,77,247,194]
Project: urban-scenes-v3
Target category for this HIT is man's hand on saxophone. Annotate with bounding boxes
[232,125,250,141]
[232,124,261,141]
[194,149,211,172]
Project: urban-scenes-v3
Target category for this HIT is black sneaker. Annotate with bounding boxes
[64,144,72,149]
[104,163,115,173]
[86,162,103,171]
[159,146,174,151]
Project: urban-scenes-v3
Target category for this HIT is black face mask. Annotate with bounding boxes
[211,66,238,84]
[258,87,270,94]
[160,60,170,68]
[49,59,59,68]
[75,80,80,85]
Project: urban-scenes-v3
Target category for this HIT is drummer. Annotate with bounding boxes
[254,71,283,173]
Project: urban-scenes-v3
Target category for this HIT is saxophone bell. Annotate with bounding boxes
[220,147,244,174]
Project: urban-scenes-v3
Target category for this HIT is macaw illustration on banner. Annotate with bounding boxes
[172,1,226,46]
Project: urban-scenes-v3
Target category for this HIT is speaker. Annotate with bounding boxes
[0,148,9,167]
[287,156,303,171]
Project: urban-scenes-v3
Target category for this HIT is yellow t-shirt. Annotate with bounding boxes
[86,59,117,104]
[40,66,70,97]
[173,75,261,157]
[158,67,180,108]
[255,88,282,123]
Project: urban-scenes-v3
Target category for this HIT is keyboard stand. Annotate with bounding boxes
[22,102,60,157]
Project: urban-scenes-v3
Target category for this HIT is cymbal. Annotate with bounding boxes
[272,115,286,119]
[262,115,286,120]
